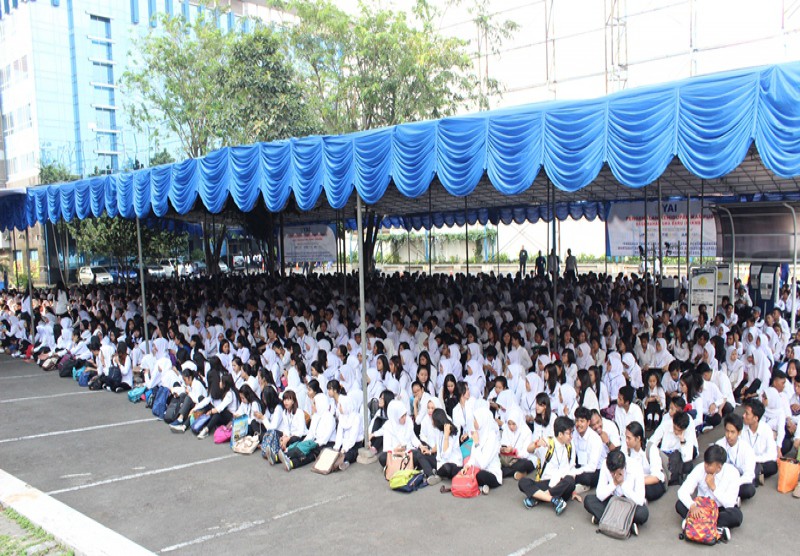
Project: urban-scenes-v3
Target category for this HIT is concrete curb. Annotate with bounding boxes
[0,469,154,556]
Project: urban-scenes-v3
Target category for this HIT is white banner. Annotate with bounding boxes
[690,266,717,317]
[283,225,337,263]
[606,200,716,257]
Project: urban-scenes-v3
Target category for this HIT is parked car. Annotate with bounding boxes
[232,255,245,270]
[192,261,207,275]
[146,265,166,280]
[107,266,138,283]
[78,266,113,285]
[158,259,176,279]
[218,261,230,273]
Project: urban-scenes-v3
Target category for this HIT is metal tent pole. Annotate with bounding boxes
[11,230,18,286]
[644,188,649,310]
[496,224,500,274]
[700,180,705,264]
[550,179,558,354]
[135,217,150,354]
[24,227,33,322]
[407,224,411,274]
[279,213,286,277]
[686,195,691,275]
[356,195,371,452]
[428,189,433,275]
[784,203,797,333]
[718,206,736,306]
[658,180,663,289]
[465,198,469,275]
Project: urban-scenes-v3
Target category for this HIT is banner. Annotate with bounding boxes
[690,266,717,317]
[606,200,716,257]
[283,225,337,263]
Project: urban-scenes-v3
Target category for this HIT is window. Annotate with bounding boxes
[2,104,32,137]
[91,86,115,106]
[90,15,111,39]
[0,55,29,90]
[94,107,116,130]
[91,62,113,84]
[90,40,112,61]
[95,132,118,152]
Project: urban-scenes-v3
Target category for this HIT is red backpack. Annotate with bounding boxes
[451,467,480,498]
[681,497,721,545]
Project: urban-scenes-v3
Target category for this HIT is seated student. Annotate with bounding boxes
[742,399,778,484]
[461,405,503,493]
[715,413,756,501]
[279,393,336,472]
[572,407,604,491]
[377,399,422,468]
[658,411,697,486]
[676,445,743,541]
[233,384,263,433]
[625,422,667,501]
[762,386,787,452]
[530,392,555,441]
[253,384,282,438]
[367,390,395,454]
[412,394,445,484]
[196,374,237,439]
[169,367,209,432]
[662,361,683,402]
[332,395,364,471]
[642,371,666,432]
[589,409,621,461]
[583,449,649,535]
[500,406,535,480]
[430,408,464,480]
[698,364,734,432]
[614,385,645,434]
[519,416,579,515]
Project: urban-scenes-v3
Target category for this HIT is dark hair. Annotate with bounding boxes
[378,390,395,419]
[704,444,727,466]
[680,372,699,402]
[606,449,626,472]
[670,396,687,410]
[544,364,558,394]
[554,416,574,437]
[576,369,592,406]
[618,385,635,405]
[431,408,456,434]
[494,375,508,390]
[574,406,592,421]
[626,421,645,445]
[262,387,281,414]
[238,384,261,407]
[534,392,552,426]
[724,412,743,432]
[282,390,298,413]
[307,379,323,396]
[673,411,691,431]
[327,379,346,396]
[744,399,765,421]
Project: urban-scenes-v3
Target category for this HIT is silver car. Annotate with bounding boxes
[78,266,113,285]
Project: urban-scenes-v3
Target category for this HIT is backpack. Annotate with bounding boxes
[127,386,146,403]
[261,429,281,460]
[598,496,637,539]
[451,467,480,498]
[41,355,59,371]
[57,354,77,378]
[535,438,573,480]
[389,469,426,492]
[163,397,182,423]
[151,386,170,420]
[77,370,95,388]
[681,497,720,545]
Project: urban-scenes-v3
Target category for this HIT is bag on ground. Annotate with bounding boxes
[598,495,637,539]
[163,397,182,423]
[682,496,720,545]
[777,457,800,493]
[232,435,260,455]
[451,467,480,498]
[191,414,210,434]
[311,448,345,475]
[214,425,232,444]
[261,430,280,460]
[384,450,414,481]
[151,386,170,419]
[389,469,426,492]
[230,415,249,448]
[57,354,77,378]
[127,386,146,403]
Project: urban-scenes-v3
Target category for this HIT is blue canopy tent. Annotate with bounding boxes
[3,61,800,445]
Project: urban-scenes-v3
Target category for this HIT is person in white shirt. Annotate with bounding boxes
[614,385,645,435]
[625,422,666,501]
[676,445,743,540]
[742,399,778,483]
[169,368,209,432]
[583,449,649,535]
[590,409,621,461]
[463,405,503,492]
[519,416,579,515]
[715,413,756,501]
[196,373,237,440]
[572,407,604,491]
[652,409,697,486]
[279,393,336,471]
[331,394,364,470]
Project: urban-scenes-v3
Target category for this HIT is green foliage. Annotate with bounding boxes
[149,148,175,167]
[273,0,477,133]
[38,163,79,185]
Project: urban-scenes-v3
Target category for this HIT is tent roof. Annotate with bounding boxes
[4,61,800,232]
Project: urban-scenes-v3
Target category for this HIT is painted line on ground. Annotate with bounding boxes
[47,454,237,496]
[59,473,92,479]
[0,418,154,444]
[0,390,96,404]
[506,533,557,556]
[0,373,49,380]
[159,494,352,553]
[0,469,154,556]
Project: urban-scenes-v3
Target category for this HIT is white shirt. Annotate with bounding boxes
[678,462,740,509]
[715,438,756,486]
[572,427,603,474]
[742,421,778,464]
[595,456,646,506]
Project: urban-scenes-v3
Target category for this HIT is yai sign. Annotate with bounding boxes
[605,200,716,258]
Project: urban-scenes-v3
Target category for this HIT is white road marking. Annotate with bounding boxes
[59,473,92,479]
[47,455,237,496]
[159,494,352,553]
[0,373,48,380]
[505,533,557,556]
[0,391,95,404]
[0,418,154,444]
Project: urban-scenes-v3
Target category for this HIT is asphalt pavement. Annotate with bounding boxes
[0,355,794,555]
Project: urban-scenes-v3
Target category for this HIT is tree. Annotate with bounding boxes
[149,148,175,167]
[39,164,81,284]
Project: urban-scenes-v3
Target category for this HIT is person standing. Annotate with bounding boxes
[519,246,529,276]
[565,249,578,282]
[535,250,546,278]
[548,249,560,279]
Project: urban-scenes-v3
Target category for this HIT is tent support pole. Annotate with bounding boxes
[135,217,150,354]
[686,194,691,275]
[428,189,432,275]
[465,198,469,275]
[407,224,411,274]
[24,227,33,322]
[718,206,736,307]
[644,187,649,309]
[279,213,285,278]
[604,220,608,275]
[550,178,558,354]
[658,179,663,298]
[700,181,705,264]
[12,230,18,286]
[784,203,797,333]
[356,195,371,453]
[496,224,500,274]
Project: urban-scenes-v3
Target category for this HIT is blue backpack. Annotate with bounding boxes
[151,386,170,419]
[77,370,91,387]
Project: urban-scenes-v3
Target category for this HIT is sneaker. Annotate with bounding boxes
[702,425,714,434]
[718,527,730,543]
[522,496,538,509]
[631,523,639,536]
[480,485,490,495]
[169,422,186,433]
[736,496,741,507]
[197,427,209,439]
[114,386,125,393]
[758,472,765,486]
[263,445,274,464]
[513,471,526,481]
[574,484,591,495]
[681,519,686,530]
[793,482,800,499]
[104,386,112,392]
[591,515,597,525]
[552,497,567,516]
[277,450,292,472]
[426,474,441,486]
[338,461,350,472]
